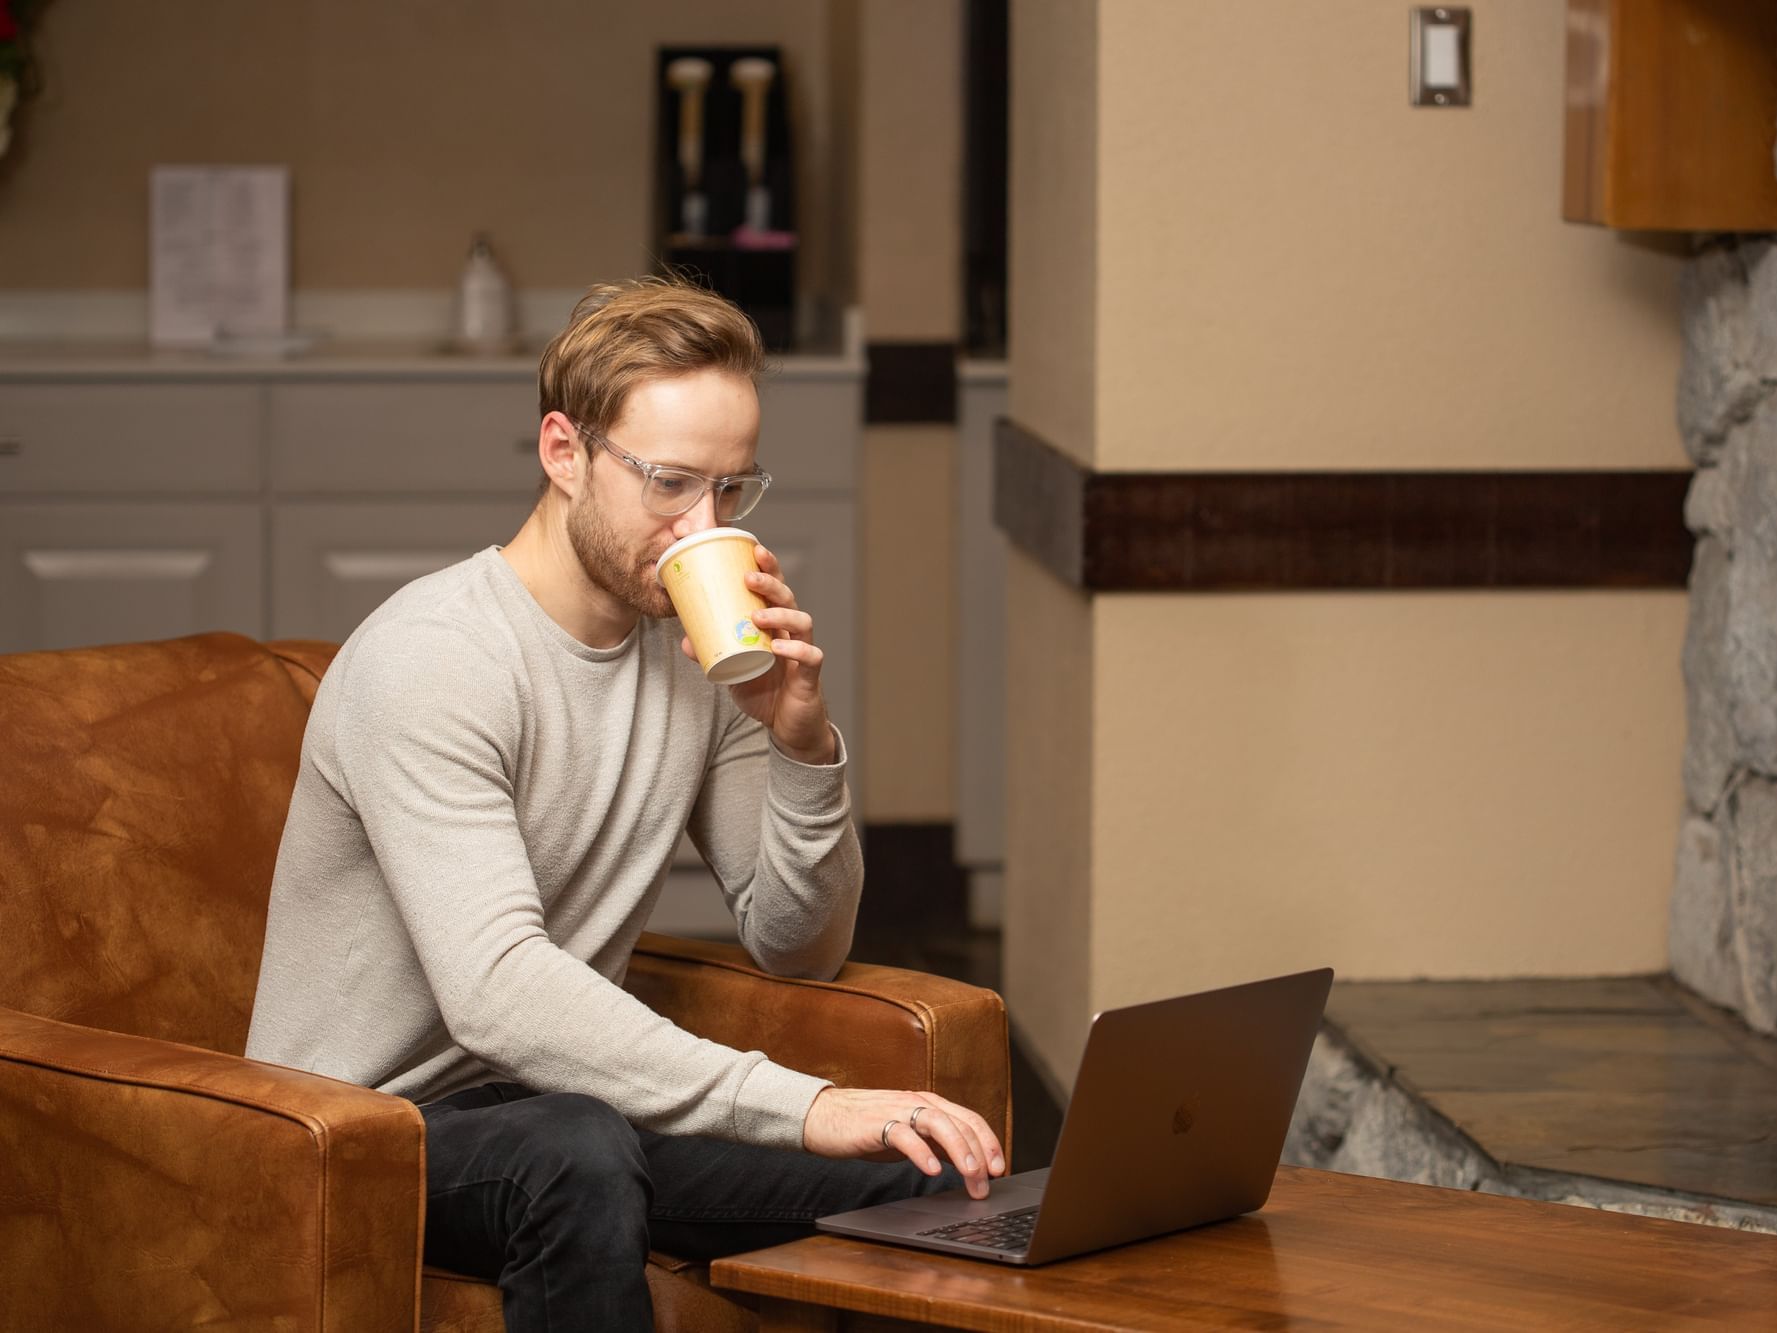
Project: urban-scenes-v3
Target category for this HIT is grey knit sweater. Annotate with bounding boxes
[245,547,861,1150]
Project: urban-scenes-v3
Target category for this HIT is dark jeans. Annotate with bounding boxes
[420,1082,959,1333]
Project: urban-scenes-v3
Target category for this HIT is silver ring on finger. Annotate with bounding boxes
[908,1105,926,1133]
[880,1118,900,1149]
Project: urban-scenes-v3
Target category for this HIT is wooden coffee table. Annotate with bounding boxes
[710,1165,1777,1330]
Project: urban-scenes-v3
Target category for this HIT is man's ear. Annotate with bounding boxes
[538,412,582,497]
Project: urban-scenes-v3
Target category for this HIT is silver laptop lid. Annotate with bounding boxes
[1023,967,1333,1264]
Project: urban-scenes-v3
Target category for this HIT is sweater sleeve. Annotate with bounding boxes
[685,695,864,981]
[331,619,829,1148]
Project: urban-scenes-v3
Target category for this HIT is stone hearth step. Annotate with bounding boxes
[1283,975,1777,1233]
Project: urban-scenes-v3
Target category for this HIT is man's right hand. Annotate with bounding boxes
[802,1087,1007,1200]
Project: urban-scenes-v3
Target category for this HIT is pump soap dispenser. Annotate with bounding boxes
[456,232,515,354]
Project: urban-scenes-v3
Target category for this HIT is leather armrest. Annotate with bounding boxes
[0,1006,423,1332]
[269,637,339,705]
[625,933,1012,1152]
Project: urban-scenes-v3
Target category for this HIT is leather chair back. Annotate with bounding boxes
[0,633,336,1056]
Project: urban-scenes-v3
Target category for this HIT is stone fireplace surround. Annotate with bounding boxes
[1672,235,1777,1036]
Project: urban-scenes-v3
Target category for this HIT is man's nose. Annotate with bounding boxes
[670,489,720,540]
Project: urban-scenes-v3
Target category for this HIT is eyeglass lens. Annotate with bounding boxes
[643,471,765,521]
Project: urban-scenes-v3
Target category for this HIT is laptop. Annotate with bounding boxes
[817,966,1333,1265]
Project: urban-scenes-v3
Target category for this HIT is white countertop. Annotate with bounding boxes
[0,289,866,382]
[0,338,865,383]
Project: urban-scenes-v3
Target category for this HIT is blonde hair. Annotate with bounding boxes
[537,275,766,436]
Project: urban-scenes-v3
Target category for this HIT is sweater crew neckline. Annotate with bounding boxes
[479,546,644,665]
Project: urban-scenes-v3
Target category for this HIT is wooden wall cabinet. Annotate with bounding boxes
[1563,0,1777,230]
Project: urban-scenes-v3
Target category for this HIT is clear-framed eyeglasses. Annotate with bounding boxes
[573,421,771,523]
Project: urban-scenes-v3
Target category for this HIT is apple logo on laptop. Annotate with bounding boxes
[1171,1094,1202,1136]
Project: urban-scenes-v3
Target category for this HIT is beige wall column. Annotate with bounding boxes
[853,0,965,822]
[1004,0,1101,1088]
[1007,0,1689,1092]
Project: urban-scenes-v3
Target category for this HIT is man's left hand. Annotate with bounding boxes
[683,542,835,764]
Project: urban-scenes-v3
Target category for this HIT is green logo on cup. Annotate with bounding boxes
[736,620,761,646]
[672,560,684,575]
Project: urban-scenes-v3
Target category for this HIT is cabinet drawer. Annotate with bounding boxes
[0,384,261,494]
[269,382,542,493]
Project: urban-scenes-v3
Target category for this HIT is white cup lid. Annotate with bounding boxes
[655,527,758,585]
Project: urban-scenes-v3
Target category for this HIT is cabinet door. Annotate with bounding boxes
[270,500,535,643]
[0,503,263,653]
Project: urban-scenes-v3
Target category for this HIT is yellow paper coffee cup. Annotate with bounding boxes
[655,527,776,684]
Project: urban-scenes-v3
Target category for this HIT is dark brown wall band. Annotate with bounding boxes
[993,418,1694,592]
[865,342,959,424]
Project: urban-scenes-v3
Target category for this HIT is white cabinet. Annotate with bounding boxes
[0,502,262,653]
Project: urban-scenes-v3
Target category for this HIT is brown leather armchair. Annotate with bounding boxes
[0,633,1011,1332]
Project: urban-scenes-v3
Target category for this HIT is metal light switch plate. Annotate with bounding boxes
[1410,6,1472,107]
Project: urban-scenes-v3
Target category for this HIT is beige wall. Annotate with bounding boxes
[1094,0,1685,471]
[824,0,863,312]
[854,0,964,820]
[1002,5,1097,1068]
[856,0,962,343]
[1006,0,1097,467]
[1005,547,1096,1090]
[861,425,956,820]
[0,0,842,302]
[1091,593,1687,1011]
[1007,0,1692,1090]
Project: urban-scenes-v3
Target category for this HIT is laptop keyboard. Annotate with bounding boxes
[916,1204,1039,1252]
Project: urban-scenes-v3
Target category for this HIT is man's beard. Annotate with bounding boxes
[565,491,676,620]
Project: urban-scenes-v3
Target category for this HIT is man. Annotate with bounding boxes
[246,277,1006,1331]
